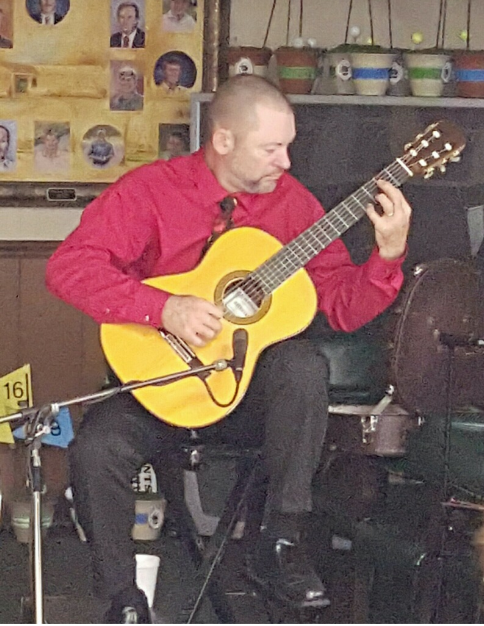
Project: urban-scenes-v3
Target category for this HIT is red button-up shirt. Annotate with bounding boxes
[46,149,404,332]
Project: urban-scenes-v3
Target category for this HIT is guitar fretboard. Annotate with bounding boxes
[243,158,411,297]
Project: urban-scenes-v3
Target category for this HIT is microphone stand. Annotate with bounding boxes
[0,357,232,625]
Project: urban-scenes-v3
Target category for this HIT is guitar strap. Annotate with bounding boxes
[199,196,237,260]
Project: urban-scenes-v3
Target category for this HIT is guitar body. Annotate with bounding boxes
[100,227,318,428]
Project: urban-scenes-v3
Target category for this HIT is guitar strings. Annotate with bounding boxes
[219,158,408,308]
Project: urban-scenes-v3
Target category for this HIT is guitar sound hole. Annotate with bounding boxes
[225,276,265,308]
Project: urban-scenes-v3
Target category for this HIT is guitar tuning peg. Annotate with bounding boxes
[404,143,411,151]
[424,168,435,179]
[439,164,446,173]
[450,155,461,162]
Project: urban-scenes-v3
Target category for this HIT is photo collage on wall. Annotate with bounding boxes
[0,0,200,179]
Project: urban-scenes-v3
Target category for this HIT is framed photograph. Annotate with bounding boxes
[158,123,189,160]
[154,51,196,96]
[82,125,125,169]
[0,120,16,172]
[0,0,13,48]
[110,61,144,111]
[162,0,196,34]
[34,122,70,174]
[110,0,145,48]
[26,0,70,25]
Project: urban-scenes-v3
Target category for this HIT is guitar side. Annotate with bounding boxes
[100,227,318,428]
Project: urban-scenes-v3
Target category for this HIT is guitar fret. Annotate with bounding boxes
[385,168,400,186]
[247,158,409,295]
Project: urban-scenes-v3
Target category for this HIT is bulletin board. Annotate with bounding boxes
[0,0,204,185]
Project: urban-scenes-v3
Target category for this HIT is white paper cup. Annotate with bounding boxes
[135,554,160,608]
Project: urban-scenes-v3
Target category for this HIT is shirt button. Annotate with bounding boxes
[144,315,151,323]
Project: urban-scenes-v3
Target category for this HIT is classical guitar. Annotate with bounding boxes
[101,120,466,428]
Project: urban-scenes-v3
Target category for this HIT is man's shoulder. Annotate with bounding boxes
[110,31,121,45]
[134,28,145,45]
[109,155,196,198]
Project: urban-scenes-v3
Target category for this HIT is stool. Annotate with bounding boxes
[161,440,263,624]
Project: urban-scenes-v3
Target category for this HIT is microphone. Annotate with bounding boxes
[438,332,484,349]
[231,328,248,383]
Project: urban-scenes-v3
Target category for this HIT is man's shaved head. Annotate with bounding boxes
[206,74,293,139]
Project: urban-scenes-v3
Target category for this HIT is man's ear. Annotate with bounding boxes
[212,128,234,155]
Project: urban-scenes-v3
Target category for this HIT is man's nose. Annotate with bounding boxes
[275,148,291,170]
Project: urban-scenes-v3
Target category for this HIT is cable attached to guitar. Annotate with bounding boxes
[158,327,249,408]
[201,328,249,407]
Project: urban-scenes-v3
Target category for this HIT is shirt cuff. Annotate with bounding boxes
[131,284,171,328]
[366,245,406,279]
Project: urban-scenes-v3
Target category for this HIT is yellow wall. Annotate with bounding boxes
[0,0,204,182]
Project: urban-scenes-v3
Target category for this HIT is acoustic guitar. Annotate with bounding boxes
[101,120,466,428]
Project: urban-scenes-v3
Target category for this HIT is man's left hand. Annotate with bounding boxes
[366,179,412,261]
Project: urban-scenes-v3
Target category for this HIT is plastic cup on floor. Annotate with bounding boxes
[135,554,160,608]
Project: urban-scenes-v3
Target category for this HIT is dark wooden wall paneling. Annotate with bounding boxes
[0,242,106,508]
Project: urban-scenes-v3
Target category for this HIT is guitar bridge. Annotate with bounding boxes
[158,330,210,380]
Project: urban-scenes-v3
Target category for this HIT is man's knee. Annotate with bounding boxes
[263,339,330,388]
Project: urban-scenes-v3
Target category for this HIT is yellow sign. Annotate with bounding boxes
[0,364,33,444]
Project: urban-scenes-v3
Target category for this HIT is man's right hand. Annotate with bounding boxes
[161,295,223,347]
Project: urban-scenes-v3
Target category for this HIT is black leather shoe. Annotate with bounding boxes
[246,536,330,609]
[104,587,152,624]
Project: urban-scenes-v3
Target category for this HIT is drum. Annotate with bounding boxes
[315,258,484,459]
[389,258,484,499]
[391,257,484,415]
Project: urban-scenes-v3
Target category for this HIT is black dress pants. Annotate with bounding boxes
[69,338,330,600]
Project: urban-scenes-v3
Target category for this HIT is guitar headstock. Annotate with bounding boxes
[402,120,466,179]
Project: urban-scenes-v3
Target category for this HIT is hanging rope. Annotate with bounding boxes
[436,0,444,48]
[440,0,448,48]
[344,0,354,44]
[285,0,291,45]
[466,0,472,50]
[262,0,277,48]
[299,0,303,38]
[387,0,393,48]
[368,0,374,45]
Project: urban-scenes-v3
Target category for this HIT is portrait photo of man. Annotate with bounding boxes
[0,3,13,48]
[110,62,144,111]
[110,0,145,48]
[0,120,16,171]
[162,0,196,34]
[158,124,189,160]
[34,123,70,174]
[27,0,69,25]
[154,51,196,96]
[83,125,124,169]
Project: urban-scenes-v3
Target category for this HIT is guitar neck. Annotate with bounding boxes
[252,157,412,295]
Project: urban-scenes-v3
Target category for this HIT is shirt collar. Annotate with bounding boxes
[41,12,55,24]
[188,148,230,207]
